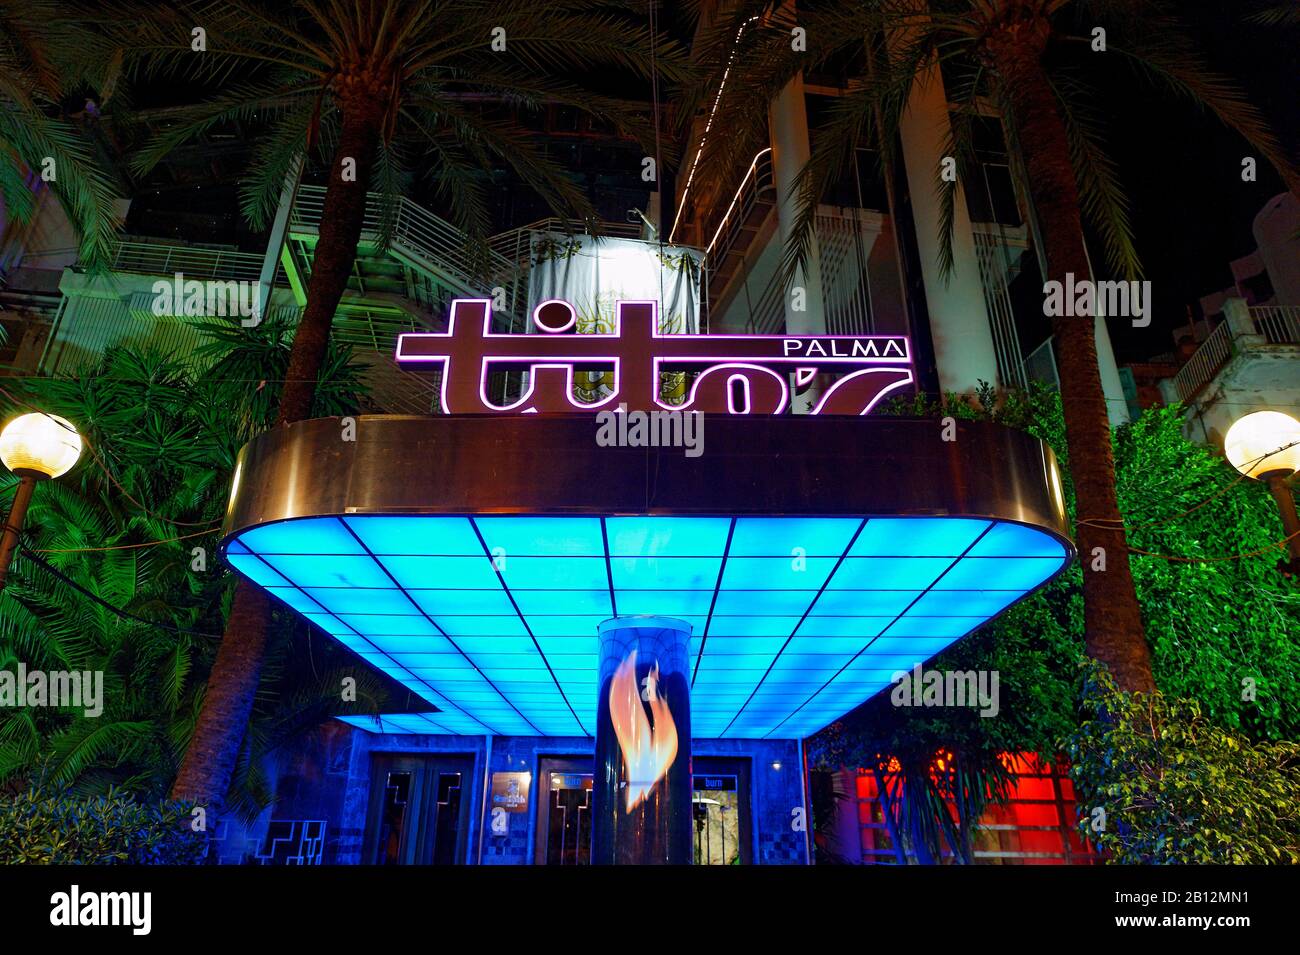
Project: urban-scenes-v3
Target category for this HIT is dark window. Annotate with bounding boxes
[1238,270,1275,305]
[960,115,1022,226]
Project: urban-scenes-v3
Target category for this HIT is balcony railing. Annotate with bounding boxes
[741,265,786,335]
[816,207,885,337]
[1171,320,1234,402]
[1168,303,1299,403]
[725,207,883,337]
[110,241,263,281]
[974,227,1031,390]
[291,185,523,318]
[1251,305,1300,344]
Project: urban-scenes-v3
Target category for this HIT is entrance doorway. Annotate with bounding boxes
[693,757,753,865]
[535,757,594,865]
[364,753,473,865]
[530,755,755,864]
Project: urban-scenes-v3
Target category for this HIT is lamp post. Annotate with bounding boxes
[1224,410,1300,576]
[0,412,83,591]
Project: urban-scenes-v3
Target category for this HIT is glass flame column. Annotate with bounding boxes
[592,616,693,865]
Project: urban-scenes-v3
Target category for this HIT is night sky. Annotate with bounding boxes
[1085,1,1297,361]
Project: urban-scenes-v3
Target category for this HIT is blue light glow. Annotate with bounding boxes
[612,556,722,590]
[729,517,861,556]
[850,518,989,556]
[607,516,731,556]
[305,588,419,615]
[226,554,288,587]
[721,556,838,590]
[227,515,1067,739]
[344,515,483,555]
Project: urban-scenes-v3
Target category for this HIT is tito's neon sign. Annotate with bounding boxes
[396,299,913,415]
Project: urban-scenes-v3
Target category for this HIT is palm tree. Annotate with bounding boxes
[689,0,1297,693]
[0,0,122,269]
[0,335,394,819]
[126,0,688,423]
[113,0,689,807]
[812,714,1017,864]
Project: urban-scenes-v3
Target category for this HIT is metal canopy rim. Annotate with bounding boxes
[221,414,1073,546]
[217,414,1075,739]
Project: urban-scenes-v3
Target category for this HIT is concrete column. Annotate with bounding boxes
[1093,316,1131,425]
[592,615,693,865]
[895,62,1001,398]
[1224,296,1264,343]
[1076,242,1132,425]
[256,156,305,323]
[769,72,827,412]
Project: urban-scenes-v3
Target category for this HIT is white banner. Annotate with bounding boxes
[526,232,703,404]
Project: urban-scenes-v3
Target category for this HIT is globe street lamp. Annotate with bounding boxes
[1224,410,1300,576]
[0,412,83,591]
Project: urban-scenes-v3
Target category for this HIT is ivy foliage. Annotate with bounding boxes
[1066,662,1300,864]
[1112,406,1299,738]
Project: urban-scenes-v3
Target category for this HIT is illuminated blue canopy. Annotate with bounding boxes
[226,514,1066,740]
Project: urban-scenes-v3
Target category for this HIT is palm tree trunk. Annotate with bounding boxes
[277,101,385,425]
[985,20,1155,693]
[171,583,270,803]
[171,99,384,807]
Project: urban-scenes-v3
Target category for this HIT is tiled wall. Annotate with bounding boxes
[697,738,807,865]
[210,721,357,864]
[246,723,809,865]
[479,735,592,865]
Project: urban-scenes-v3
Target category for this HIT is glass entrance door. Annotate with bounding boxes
[365,754,473,865]
[693,758,753,865]
[535,757,593,865]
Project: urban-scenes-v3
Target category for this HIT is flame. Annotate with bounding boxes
[609,650,678,813]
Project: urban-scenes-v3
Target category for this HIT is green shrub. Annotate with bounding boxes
[0,786,207,864]
[1066,663,1300,863]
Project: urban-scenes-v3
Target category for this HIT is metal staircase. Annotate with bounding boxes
[286,185,533,412]
[289,185,526,322]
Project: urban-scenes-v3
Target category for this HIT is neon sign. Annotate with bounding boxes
[396,298,914,414]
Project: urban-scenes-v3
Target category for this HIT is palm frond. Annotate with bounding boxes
[128,76,313,179]
[1092,12,1300,194]
[0,108,123,269]
[238,106,312,231]
[1245,2,1300,26]
[935,57,989,280]
[46,720,154,785]
[1046,71,1141,279]
[3,340,383,795]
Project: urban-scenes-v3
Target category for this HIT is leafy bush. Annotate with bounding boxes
[0,785,207,864]
[1066,663,1300,864]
